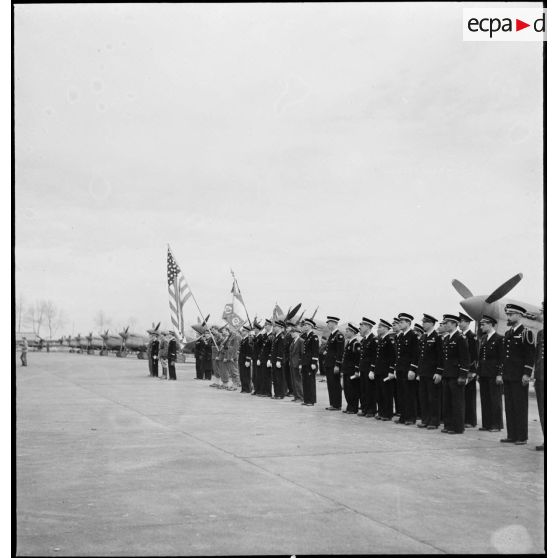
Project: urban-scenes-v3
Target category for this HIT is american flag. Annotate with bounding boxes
[167,247,191,337]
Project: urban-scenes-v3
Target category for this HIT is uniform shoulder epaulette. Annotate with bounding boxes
[522,328,535,345]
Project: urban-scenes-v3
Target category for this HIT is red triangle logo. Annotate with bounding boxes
[516,19,530,31]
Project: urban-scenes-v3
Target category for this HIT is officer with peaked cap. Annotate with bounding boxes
[300,318,320,405]
[500,304,536,445]
[323,316,345,411]
[477,315,504,432]
[373,319,397,420]
[341,323,362,414]
[167,331,178,381]
[238,324,254,393]
[417,314,443,429]
[201,331,213,380]
[533,302,545,451]
[441,314,470,434]
[270,320,286,398]
[358,317,377,417]
[251,321,265,395]
[149,331,160,378]
[391,317,402,416]
[394,313,420,425]
[289,325,305,402]
[283,321,295,397]
[259,319,274,397]
[458,312,478,428]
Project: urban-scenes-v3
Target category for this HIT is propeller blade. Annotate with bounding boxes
[311,306,319,320]
[485,273,523,304]
[451,279,474,299]
[296,310,306,325]
[286,303,302,322]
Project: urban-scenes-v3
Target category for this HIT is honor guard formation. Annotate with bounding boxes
[139,303,544,450]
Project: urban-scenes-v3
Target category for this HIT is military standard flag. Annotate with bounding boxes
[222,278,246,329]
[167,247,192,338]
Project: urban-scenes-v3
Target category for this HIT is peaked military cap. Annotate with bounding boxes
[422,314,438,324]
[442,314,460,324]
[253,321,263,330]
[360,317,376,327]
[326,316,340,323]
[275,320,286,328]
[480,315,497,325]
[392,317,401,324]
[242,324,252,332]
[286,321,295,327]
[379,319,392,329]
[304,318,316,328]
[458,312,473,323]
[346,322,359,334]
[398,313,414,323]
[265,318,273,325]
[414,324,425,333]
[504,303,526,316]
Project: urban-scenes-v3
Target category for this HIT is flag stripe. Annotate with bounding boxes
[167,247,192,338]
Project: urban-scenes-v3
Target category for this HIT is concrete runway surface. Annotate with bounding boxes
[16,352,545,555]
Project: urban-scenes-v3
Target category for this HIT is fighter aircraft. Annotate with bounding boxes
[452,273,543,335]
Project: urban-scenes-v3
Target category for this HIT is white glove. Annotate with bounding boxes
[433,374,442,384]
[276,361,281,369]
[408,371,416,381]
[311,364,317,371]
[256,359,261,366]
[368,371,375,380]
[245,362,250,368]
[266,360,272,368]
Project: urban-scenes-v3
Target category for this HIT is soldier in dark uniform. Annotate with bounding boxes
[194,335,205,380]
[413,323,424,418]
[300,318,320,405]
[394,313,419,425]
[341,323,361,414]
[323,316,345,411]
[289,326,305,402]
[414,323,425,337]
[283,322,295,396]
[477,315,504,432]
[167,333,178,381]
[149,333,160,378]
[371,320,396,420]
[259,319,273,397]
[238,324,254,393]
[391,317,402,416]
[251,322,265,395]
[533,302,544,451]
[358,318,377,417]
[459,313,478,428]
[417,314,443,429]
[201,332,213,380]
[270,320,286,399]
[441,315,470,434]
[500,304,535,445]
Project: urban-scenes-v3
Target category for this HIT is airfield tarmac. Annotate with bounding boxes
[16,352,544,556]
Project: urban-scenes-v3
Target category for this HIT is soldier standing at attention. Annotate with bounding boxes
[300,318,320,406]
[201,332,213,380]
[500,304,535,445]
[283,322,295,396]
[459,313,478,429]
[289,326,305,402]
[158,333,169,380]
[223,323,241,391]
[218,326,231,389]
[251,322,264,395]
[394,313,419,425]
[477,315,504,432]
[373,319,397,420]
[417,314,443,429]
[259,319,274,397]
[441,315,470,434]
[150,332,160,378]
[167,332,178,381]
[209,327,222,387]
[270,320,286,399]
[194,335,205,380]
[533,302,545,451]
[341,323,361,414]
[20,337,28,367]
[323,316,345,411]
[238,324,254,393]
[392,317,402,417]
[358,318,377,417]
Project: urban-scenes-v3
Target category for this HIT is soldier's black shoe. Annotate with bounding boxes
[447,431,461,434]
[489,428,501,432]
[441,428,449,433]
[478,427,489,431]
[357,412,366,416]
[325,406,340,411]
[515,440,527,445]
[365,413,374,418]
[536,444,544,451]
[404,421,415,426]
[417,423,427,428]
[500,438,515,443]
[346,410,357,414]
[426,425,438,430]
[381,417,391,421]
[465,424,475,428]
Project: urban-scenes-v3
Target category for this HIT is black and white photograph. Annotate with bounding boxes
[13,2,547,555]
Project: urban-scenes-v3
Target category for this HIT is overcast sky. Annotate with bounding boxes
[15,2,543,336]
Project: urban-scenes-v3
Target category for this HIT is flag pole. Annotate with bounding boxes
[230,269,252,327]
[168,244,219,350]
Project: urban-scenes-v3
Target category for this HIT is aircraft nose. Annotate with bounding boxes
[460,296,486,321]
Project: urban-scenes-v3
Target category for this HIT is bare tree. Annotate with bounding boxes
[43,300,59,339]
[54,309,67,338]
[94,310,112,331]
[25,305,36,334]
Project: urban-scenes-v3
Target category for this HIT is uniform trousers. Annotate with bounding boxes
[343,374,360,412]
[464,379,477,426]
[239,361,252,392]
[195,358,204,379]
[21,352,28,366]
[376,375,395,418]
[284,363,293,395]
[148,354,153,376]
[150,356,159,378]
[325,365,342,409]
[359,374,377,415]
[168,361,177,381]
[478,377,503,429]
[225,361,240,387]
[272,365,285,397]
[204,362,212,380]
[418,376,441,426]
[503,380,529,442]
[252,363,260,393]
[403,377,418,423]
[261,365,272,396]
[219,360,229,383]
[535,379,545,440]
[290,364,304,400]
[212,359,221,381]
[302,366,316,404]
[442,378,465,433]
